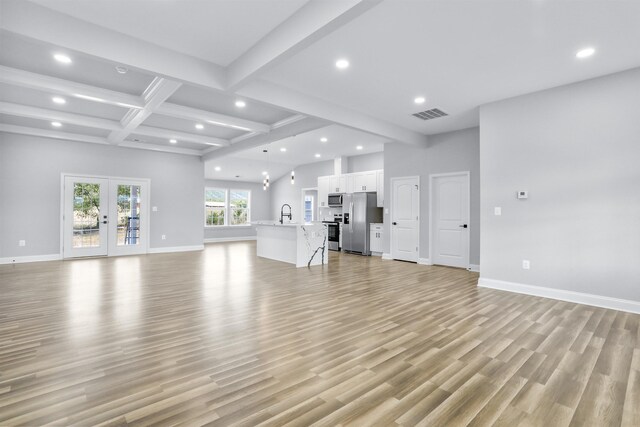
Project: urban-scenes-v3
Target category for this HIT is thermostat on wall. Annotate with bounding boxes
[517,190,528,199]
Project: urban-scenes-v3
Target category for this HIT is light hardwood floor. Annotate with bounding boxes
[0,241,638,426]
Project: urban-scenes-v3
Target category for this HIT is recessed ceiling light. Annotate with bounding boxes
[356,145,363,150]
[115,66,128,74]
[320,137,328,142]
[262,171,268,176]
[169,139,177,144]
[414,96,426,104]
[52,96,66,105]
[51,121,62,127]
[53,53,72,64]
[235,100,246,108]
[335,59,349,69]
[195,123,204,130]
[214,166,221,171]
[315,153,321,158]
[576,47,595,59]
[280,147,287,152]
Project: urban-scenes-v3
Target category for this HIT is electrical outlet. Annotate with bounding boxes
[18,240,26,247]
[161,235,166,240]
[522,260,530,270]
[494,207,502,216]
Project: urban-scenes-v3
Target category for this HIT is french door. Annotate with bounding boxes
[63,175,149,258]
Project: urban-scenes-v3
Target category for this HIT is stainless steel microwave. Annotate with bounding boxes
[328,194,343,207]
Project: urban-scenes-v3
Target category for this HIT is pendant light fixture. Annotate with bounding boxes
[263,148,270,191]
[291,170,295,185]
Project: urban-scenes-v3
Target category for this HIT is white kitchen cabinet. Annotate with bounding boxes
[329,175,346,193]
[317,176,331,208]
[347,171,377,193]
[370,223,383,253]
[376,170,384,207]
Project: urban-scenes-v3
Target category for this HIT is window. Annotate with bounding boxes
[205,188,251,226]
[304,195,315,222]
[230,190,250,225]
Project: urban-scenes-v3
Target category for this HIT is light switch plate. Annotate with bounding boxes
[494,207,502,216]
[517,191,528,199]
[152,206,158,212]
[522,260,530,269]
[18,240,26,247]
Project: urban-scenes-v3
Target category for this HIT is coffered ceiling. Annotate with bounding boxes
[1,0,639,181]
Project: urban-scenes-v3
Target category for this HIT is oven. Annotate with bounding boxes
[323,221,340,251]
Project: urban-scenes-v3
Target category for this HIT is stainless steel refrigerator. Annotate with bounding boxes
[342,192,383,255]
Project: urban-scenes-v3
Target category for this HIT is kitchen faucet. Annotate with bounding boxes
[280,204,292,224]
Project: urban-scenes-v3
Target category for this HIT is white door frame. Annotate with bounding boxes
[60,173,151,258]
[390,175,420,261]
[428,171,470,269]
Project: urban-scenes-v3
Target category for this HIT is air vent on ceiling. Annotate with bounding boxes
[412,108,448,121]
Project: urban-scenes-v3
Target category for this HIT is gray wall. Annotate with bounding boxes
[480,67,640,301]
[204,178,270,240]
[0,134,204,258]
[348,151,383,173]
[270,160,333,221]
[383,127,480,264]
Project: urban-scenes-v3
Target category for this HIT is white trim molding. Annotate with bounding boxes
[0,254,62,265]
[204,237,256,243]
[418,257,432,266]
[148,245,204,254]
[478,277,640,315]
[382,253,392,260]
[468,264,480,272]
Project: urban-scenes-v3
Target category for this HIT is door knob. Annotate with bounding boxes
[459,224,468,228]
[102,221,108,224]
[392,222,397,225]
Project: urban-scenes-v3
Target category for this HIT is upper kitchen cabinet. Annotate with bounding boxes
[329,175,346,194]
[347,171,377,193]
[318,176,331,208]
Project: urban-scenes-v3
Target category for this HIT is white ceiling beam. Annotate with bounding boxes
[134,126,228,147]
[1,1,226,90]
[0,123,108,145]
[203,117,328,161]
[119,140,202,157]
[107,77,182,144]
[226,0,383,90]
[0,101,121,130]
[236,80,428,146]
[0,66,144,109]
[156,103,271,133]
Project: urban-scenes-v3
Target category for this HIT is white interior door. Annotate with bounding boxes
[63,176,109,258]
[63,176,149,258]
[431,173,470,268]
[391,177,420,262]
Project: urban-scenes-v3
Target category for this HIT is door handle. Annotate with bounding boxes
[102,221,108,224]
[392,222,397,225]
[459,224,468,228]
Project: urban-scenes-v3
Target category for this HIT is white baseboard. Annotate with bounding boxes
[371,252,382,257]
[148,245,204,254]
[478,277,640,314]
[0,253,62,265]
[382,253,392,260]
[204,236,256,243]
[418,257,432,266]
[468,264,480,272]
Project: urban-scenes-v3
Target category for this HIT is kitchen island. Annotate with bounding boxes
[254,222,328,268]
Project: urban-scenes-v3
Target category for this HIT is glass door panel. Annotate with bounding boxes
[109,180,148,256]
[64,177,109,258]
